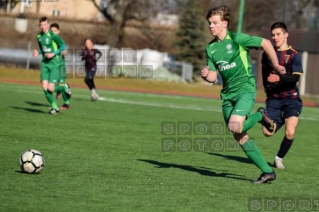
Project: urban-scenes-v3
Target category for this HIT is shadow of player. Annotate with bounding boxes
[11,106,45,114]
[25,101,50,107]
[138,159,250,181]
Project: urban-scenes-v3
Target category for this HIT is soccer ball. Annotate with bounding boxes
[19,149,44,174]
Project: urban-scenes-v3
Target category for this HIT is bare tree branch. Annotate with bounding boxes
[91,0,114,23]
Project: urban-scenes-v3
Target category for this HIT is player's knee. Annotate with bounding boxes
[47,85,55,92]
[227,124,242,134]
[233,133,248,145]
[285,129,295,140]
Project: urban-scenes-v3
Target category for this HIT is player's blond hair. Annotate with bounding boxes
[206,6,231,27]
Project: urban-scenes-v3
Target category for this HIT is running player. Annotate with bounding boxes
[201,6,286,183]
[33,17,70,114]
[261,22,303,169]
[50,23,71,110]
[81,38,102,101]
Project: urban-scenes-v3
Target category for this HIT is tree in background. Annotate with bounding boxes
[90,0,180,48]
[174,0,206,74]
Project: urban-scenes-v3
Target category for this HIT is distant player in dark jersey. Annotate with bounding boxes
[261,22,303,169]
[201,6,286,184]
[50,23,71,110]
[33,17,71,114]
[81,38,102,101]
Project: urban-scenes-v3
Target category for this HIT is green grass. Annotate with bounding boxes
[0,83,319,212]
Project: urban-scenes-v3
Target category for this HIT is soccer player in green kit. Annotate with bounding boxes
[33,17,70,114]
[202,6,286,183]
[50,23,71,110]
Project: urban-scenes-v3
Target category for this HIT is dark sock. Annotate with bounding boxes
[91,79,96,89]
[277,137,294,158]
[241,139,273,173]
[85,78,93,90]
[241,112,262,132]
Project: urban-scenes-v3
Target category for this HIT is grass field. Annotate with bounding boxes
[1,82,319,212]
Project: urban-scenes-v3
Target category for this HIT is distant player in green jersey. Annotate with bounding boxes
[33,17,71,114]
[50,23,71,110]
[202,6,286,184]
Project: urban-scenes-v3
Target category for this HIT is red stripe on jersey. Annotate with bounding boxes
[279,51,287,99]
[279,50,286,66]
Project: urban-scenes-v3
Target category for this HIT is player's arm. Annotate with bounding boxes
[52,35,66,56]
[234,33,285,74]
[260,39,285,74]
[202,48,217,83]
[201,66,217,83]
[33,39,42,57]
[94,49,102,60]
[261,53,269,88]
[268,53,303,83]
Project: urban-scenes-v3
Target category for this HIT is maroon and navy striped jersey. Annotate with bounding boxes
[261,46,303,99]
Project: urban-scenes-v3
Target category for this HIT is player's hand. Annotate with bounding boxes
[45,53,55,59]
[267,74,280,83]
[61,50,68,56]
[201,66,210,78]
[33,49,39,57]
[274,65,286,74]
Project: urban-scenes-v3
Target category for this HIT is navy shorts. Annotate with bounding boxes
[85,68,96,80]
[265,97,303,132]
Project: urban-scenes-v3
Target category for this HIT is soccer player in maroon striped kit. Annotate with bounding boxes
[261,22,303,169]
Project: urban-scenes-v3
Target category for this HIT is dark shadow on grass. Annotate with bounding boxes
[11,106,45,114]
[15,170,41,175]
[207,152,254,165]
[25,101,50,107]
[138,159,251,181]
[15,170,34,175]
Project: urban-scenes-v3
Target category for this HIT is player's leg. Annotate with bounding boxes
[46,65,60,114]
[41,65,58,114]
[275,98,302,169]
[57,64,71,110]
[90,68,98,100]
[262,98,284,137]
[234,132,275,184]
[56,63,67,99]
[227,92,273,133]
[223,96,275,184]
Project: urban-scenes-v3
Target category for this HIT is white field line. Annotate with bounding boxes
[1,86,319,121]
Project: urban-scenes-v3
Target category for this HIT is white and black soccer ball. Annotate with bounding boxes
[19,149,44,174]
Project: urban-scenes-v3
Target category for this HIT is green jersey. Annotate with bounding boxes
[205,31,262,100]
[37,30,65,64]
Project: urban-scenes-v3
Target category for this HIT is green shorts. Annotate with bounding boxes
[222,92,256,125]
[58,64,67,84]
[40,63,59,84]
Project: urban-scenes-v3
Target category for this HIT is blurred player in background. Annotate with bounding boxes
[50,23,71,110]
[81,38,102,101]
[33,17,71,114]
[201,6,286,184]
[261,22,303,169]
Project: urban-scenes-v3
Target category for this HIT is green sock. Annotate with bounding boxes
[44,90,59,110]
[241,112,262,132]
[62,91,69,105]
[241,139,273,173]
